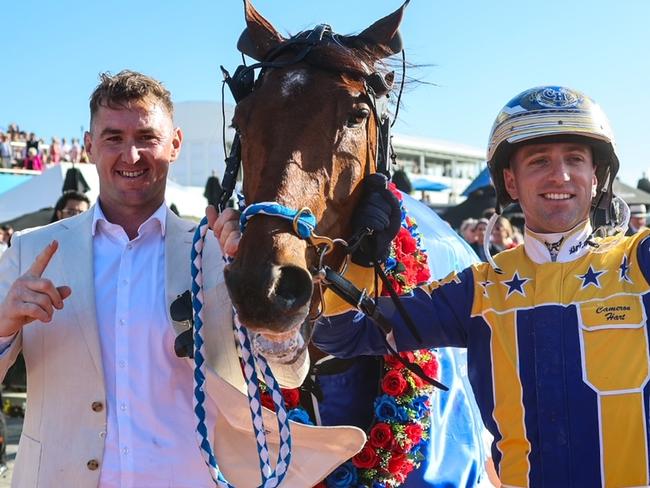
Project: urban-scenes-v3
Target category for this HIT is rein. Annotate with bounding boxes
[240,202,447,392]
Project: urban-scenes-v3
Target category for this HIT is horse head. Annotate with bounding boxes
[224,0,408,355]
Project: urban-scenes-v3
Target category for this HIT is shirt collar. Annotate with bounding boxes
[524,219,592,264]
[91,201,167,238]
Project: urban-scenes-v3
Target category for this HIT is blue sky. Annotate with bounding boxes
[3,0,649,185]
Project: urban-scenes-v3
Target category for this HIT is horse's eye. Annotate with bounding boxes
[346,106,371,128]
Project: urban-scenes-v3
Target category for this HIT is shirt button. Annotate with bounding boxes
[87,459,100,470]
[122,447,129,455]
[91,401,104,412]
[118,360,126,368]
[120,403,127,411]
[119,319,126,326]
[99,431,106,439]
[122,279,128,285]
[127,244,133,250]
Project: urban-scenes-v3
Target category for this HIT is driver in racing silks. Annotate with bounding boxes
[311,85,650,488]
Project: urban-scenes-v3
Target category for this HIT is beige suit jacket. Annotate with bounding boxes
[0,207,365,487]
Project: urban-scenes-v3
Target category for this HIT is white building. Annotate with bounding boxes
[393,134,485,204]
[170,101,235,187]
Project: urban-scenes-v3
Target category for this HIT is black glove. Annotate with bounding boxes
[350,174,402,267]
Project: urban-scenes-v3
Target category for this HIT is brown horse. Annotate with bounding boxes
[224,0,407,353]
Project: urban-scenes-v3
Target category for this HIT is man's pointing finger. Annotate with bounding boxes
[28,241,59,277]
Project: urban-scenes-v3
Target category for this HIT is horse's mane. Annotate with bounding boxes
[276,32,392,80]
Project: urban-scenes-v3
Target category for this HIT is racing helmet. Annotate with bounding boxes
[486,86,619,214]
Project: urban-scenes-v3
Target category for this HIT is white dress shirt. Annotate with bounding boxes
[92,203,214,488]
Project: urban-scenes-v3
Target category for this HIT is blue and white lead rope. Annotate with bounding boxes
[191,216,293,487]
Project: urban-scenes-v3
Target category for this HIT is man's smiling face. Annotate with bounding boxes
[84,100,182,220]
[503,142,597,233]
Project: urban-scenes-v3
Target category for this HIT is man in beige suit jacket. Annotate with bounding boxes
[0,70,364,487]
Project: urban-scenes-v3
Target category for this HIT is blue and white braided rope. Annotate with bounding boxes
[191,216,292,487]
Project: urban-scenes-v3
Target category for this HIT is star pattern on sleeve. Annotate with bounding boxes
[502,271,530,297]
[577,265,606,289]
[619,255,632,283]
[479,279,495,297]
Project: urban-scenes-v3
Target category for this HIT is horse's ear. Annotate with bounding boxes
[237,0,285,61]
[350,0,409,58]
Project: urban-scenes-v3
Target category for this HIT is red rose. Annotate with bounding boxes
[384,355,402,369]
[260,392,275,410]
[394,437,412,453]
[352,445,379,469]
[382,370,408,396]
[399,351,416,362]
[369,422,394,449]
[388,453,408,474]
[401,460,415,476]
[412,374,425,388]
[405,423,423,444]
[422,358,439,379]
[395,471,407,484]
[400,233,417,255]
[394,460,415,483]
[415,263,431,284]
[401,255,419,285]
[281,388,300,409]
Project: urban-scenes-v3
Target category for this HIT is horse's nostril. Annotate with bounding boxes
[273,265,313,311]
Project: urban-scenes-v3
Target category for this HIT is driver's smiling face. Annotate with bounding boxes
[503,142,597,234]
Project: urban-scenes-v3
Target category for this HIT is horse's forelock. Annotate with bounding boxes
[273,36,388,81]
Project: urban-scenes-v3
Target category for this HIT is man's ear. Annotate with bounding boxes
[503,167,519,200]
[591,173,598,198]
[170,127,183,163]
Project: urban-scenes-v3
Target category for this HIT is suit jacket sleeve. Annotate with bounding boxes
[0,233,25,380]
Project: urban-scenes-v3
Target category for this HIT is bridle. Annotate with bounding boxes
[183,18,441,488]
[219,24,446,392]
[218,24,401,316]
[178,25,404,488]
[217,24,398,213]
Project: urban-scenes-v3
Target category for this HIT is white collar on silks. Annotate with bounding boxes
[524,220,592,264]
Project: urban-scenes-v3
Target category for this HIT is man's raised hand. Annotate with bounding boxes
[0,241,72,337]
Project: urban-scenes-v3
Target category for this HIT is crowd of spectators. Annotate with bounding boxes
[458,210,524,262]
[0,122,90,171]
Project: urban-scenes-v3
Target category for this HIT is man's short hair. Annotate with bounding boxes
[89,70,174,128]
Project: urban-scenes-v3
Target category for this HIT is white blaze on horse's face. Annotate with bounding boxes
[280,69,309,98]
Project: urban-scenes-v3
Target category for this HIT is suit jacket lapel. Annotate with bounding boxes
[55,209,104,379]
[164,209,197,336]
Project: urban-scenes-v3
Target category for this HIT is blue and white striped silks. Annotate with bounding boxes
[400,193,489,488]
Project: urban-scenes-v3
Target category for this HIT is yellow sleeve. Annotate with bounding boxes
[322,263,382,316]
